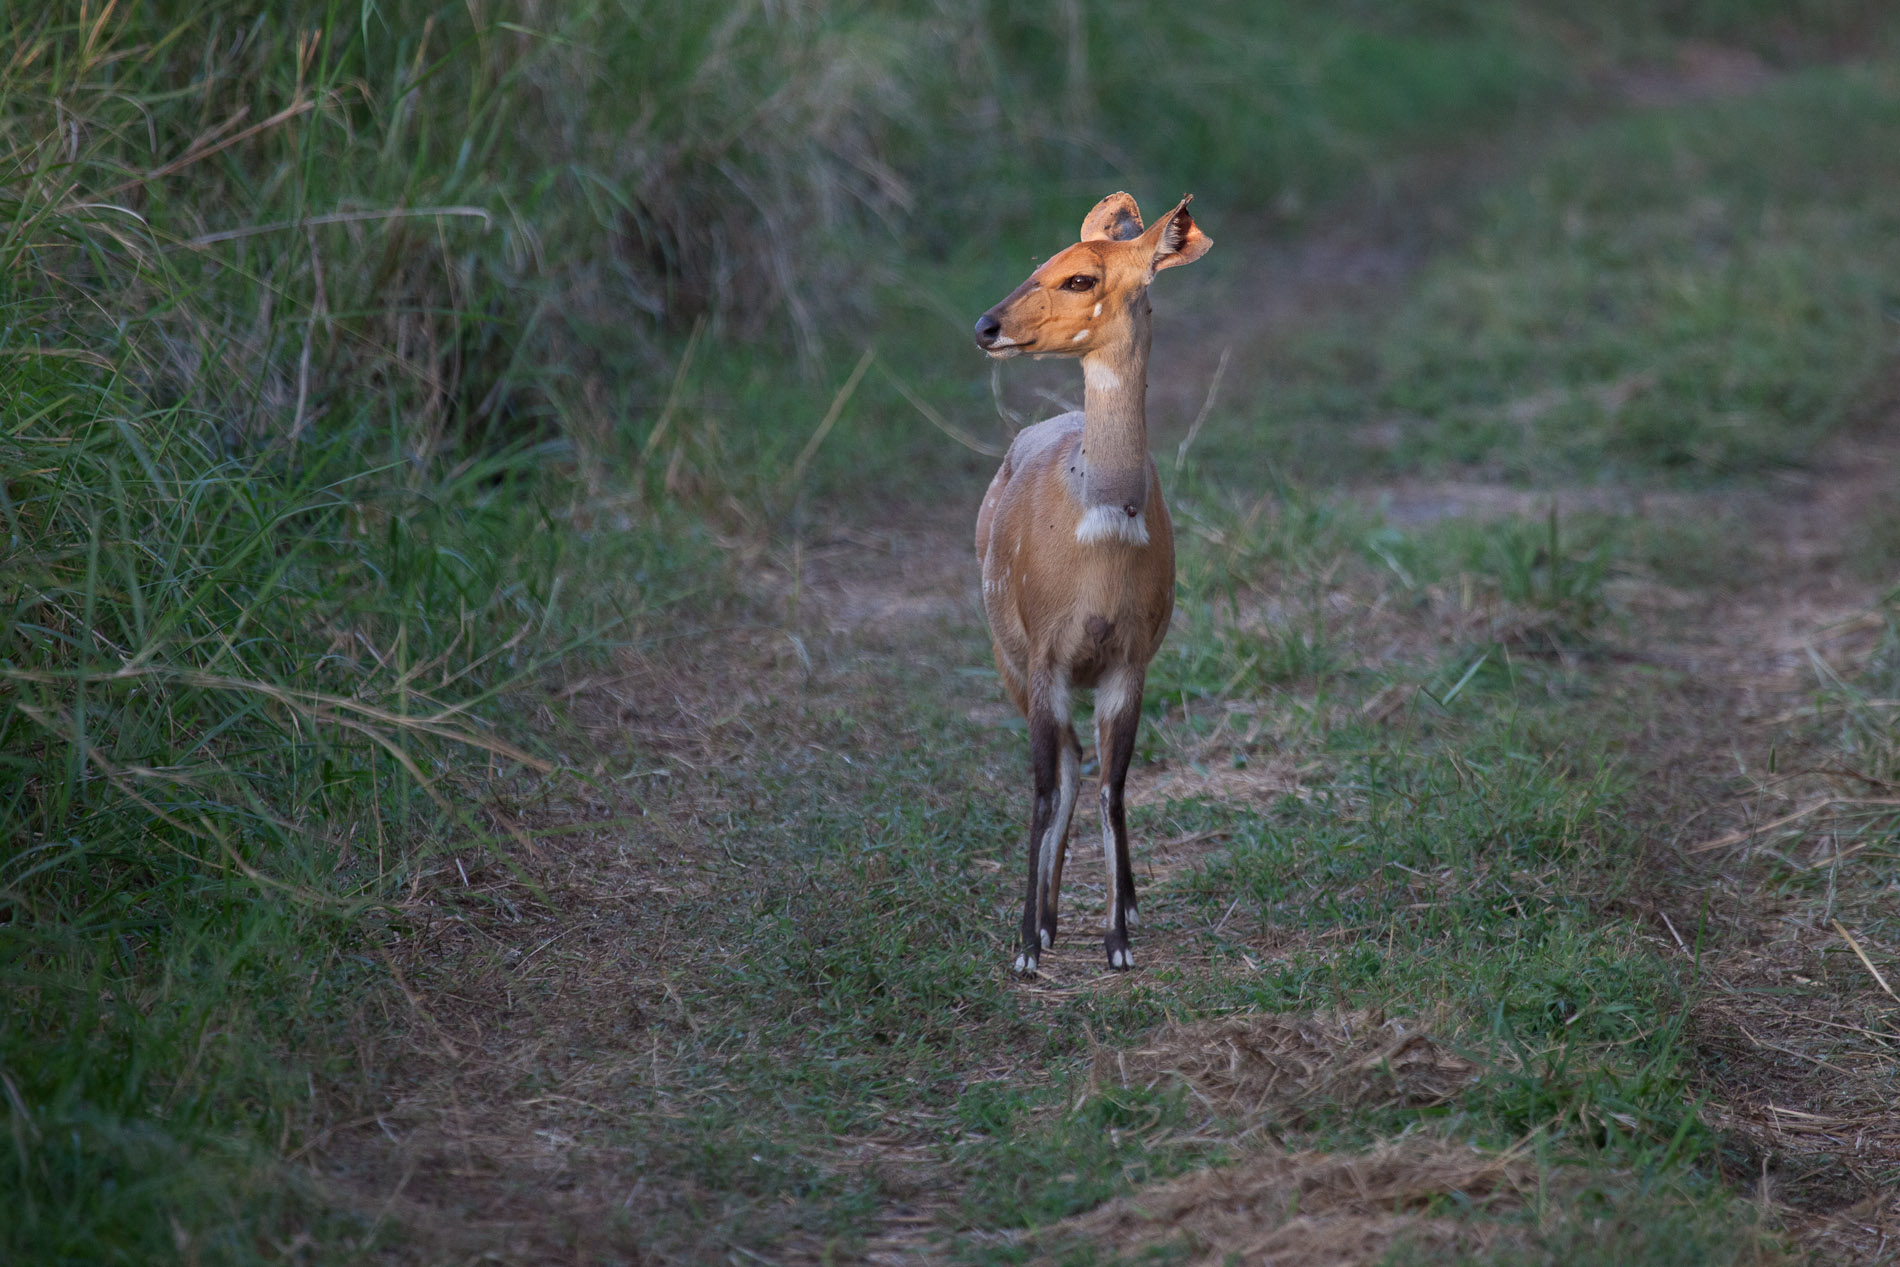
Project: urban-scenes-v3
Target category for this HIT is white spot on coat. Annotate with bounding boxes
[1071,329,1090,342]
[1083,360,1121,392]
[1037,741,1079,931]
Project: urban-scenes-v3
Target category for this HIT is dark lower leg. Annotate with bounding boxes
[1097,676,1143,969]
[1018,698,1062,974]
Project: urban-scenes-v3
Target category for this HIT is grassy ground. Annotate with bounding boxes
[7,3,1900,1264]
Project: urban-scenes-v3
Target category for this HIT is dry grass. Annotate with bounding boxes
[956,1014,1504,1264]
[1120,1011,1478,1136]
[1056,1138,1532,1266]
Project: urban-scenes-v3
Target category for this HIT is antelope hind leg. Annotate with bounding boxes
[1036,725,1081,949]
[1096,668,1145,970]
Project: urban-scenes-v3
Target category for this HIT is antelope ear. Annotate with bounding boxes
[1080,192,1145,242]
[1145,196,1212,274]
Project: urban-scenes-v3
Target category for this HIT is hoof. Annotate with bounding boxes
[1125,904,1140,929]
[1107,946,1135,971]
[1013,953,1040,976]
[1039,927,1053,949]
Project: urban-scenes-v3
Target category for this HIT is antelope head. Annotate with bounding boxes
[972,192,1212,359]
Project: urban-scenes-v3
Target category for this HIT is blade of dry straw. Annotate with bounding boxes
[878,361,1000,456]
[785,345,875,491]
[990,361,1024,433]
[639,316,706,467]
[1831,920,1899,1002]
[1175,344,1231,472]
[2,663,552,771]
[182,205,494,248]
[105,97,318,196]
[1687,796,1900,853]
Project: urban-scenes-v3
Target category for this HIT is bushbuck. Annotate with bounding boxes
[972,192,1211,974]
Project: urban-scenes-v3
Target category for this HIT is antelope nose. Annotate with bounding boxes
[973,312,1001,346]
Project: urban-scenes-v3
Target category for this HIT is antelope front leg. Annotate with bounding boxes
[1096,667,1145,970]
[1016,686,1067,975]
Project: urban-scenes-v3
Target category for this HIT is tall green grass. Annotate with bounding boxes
[0,296,676,1262]
[0,8,692,1258]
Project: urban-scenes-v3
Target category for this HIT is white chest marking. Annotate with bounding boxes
[1075,504,1150,546]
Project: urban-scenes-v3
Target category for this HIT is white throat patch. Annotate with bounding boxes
[1075,503,1150,546]
[1083,360,1121,392]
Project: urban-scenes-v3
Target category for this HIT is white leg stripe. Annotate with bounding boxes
[1039,743,1079,898]
[1044,670,1071,726]
[1094,670,1140,724]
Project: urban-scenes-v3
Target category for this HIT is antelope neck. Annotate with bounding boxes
[1077,324,1151,519]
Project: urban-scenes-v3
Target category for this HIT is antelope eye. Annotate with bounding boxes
[1062,274,1097,292]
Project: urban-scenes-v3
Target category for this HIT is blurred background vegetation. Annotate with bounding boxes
[5,0,1900,1260]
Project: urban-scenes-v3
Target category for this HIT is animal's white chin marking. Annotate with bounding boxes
[1071,329,1090,342]
[1083,360,1121,392]
[1075,504,1150,546]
